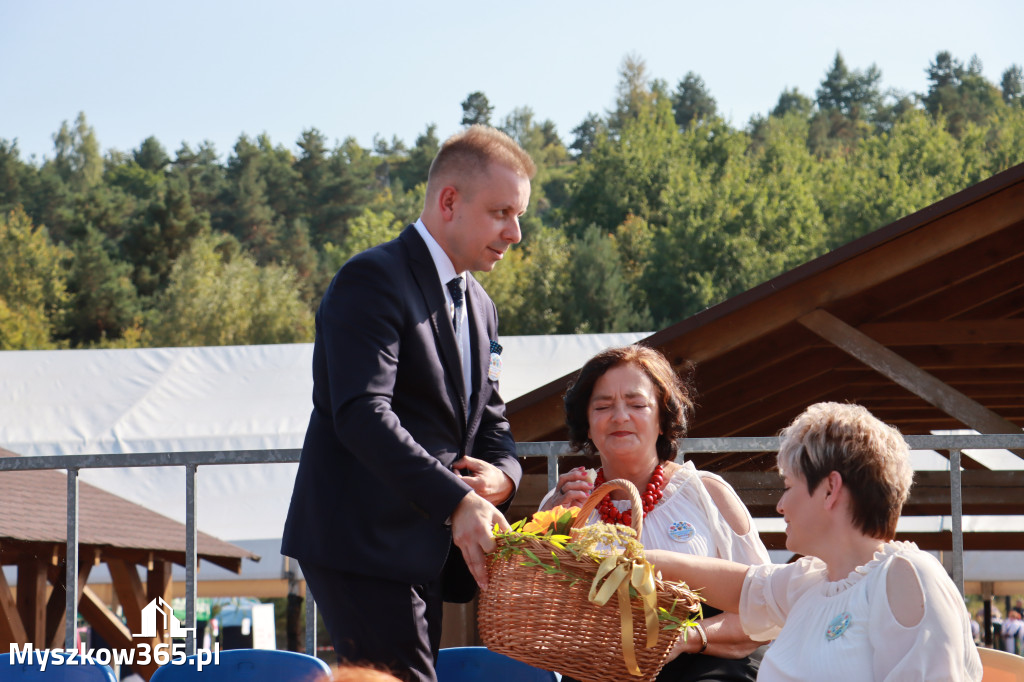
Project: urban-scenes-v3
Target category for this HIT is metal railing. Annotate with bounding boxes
[2,433,1023,657]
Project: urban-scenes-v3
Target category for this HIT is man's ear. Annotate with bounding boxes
[438,185,458,220]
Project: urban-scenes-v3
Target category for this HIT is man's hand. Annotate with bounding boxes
[450,491,510,590]
[452,455,514,505]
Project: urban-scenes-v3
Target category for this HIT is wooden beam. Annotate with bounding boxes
[79,586,158,680]
[17,556,47,646]
[45,555,93,649]
[829,221,1024,326]
[799,309,1024,447]
[858,320,1024,346]
[147,560,173,645]
[0,558,28,647]
[879,254,1024,322]
[108,559,147,636]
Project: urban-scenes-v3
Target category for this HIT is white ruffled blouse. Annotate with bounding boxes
[739,541,983,681]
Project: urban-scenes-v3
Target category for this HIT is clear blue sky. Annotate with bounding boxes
[2,0,1022,163]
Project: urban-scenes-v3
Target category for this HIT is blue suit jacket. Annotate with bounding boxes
[282,226,521,594]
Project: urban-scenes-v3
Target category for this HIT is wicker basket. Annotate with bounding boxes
[478,479,702,682]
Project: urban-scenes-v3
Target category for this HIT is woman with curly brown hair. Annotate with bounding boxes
[539,345,770,681]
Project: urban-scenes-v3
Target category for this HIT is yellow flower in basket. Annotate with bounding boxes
[521,505,579,535]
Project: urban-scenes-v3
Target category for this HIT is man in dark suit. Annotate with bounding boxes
[282,125,534,681]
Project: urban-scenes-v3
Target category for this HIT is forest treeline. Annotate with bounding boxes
[2,51,1024,350]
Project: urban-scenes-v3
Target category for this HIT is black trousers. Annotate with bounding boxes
[300,560,444,682]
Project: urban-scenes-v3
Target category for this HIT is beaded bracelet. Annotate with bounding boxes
[694,622,708,654]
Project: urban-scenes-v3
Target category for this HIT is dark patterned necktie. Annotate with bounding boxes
[446,277,464,341]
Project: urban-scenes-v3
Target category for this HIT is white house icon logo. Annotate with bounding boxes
[132,597,196,638]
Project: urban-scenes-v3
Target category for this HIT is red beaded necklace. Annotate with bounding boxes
[592,463,665,526]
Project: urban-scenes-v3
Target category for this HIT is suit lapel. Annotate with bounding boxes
[402,227,469,425]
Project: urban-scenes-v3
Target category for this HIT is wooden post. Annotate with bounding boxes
[17,555,47,646]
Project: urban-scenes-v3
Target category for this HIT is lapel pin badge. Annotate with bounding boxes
[488,340,503,381]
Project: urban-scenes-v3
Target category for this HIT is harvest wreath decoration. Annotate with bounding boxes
[478,479,704,682]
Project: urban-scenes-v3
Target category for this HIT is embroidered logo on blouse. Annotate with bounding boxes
[668,521,695,543]
[825,611,852,641]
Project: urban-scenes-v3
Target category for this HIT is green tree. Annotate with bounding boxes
[51,112,103,193]
[568,92,680,237]
[0,139,28,213]
[820,109,967,247]
[320,206,403,273]
[566,224,652,332]
[134,136,170,173]
[1001,65,1024,106]
[64,224,141,346]
[772,88,814,119]
[171,141,226,217]
[461,91,494,126]
[816,52,883,121]
[390,124,439,192]
[221,134,283,263]
[607,53,661,135]
[672,72,717,130]
[477,225,570,334]
[924,52,1003,137]
[119,172,209,296]
[147,232,313,346]
[306,137,378,248]
[569,113,606,159]
[0,207,70,349]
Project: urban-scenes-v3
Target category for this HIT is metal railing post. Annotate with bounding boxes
[949,449,965,596]
[65,468,79,649]
[185,463,198,655]
[305,590,317,657]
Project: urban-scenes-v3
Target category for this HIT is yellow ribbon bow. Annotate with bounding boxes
[588,553,660,677]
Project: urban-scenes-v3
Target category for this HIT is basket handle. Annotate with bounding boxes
[573,478,645,535]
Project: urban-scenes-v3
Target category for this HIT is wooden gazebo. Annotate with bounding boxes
[0,447,257,679]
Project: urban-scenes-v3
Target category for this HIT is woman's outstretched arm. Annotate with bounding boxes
[646,550,749,615]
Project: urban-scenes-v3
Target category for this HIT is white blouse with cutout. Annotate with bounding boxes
[739,541,982,681]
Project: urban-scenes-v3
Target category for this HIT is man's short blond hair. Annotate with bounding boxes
[425,125,536,201]
[777,402,913,540]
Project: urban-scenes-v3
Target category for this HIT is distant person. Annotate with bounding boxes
[648,402,982,680]
[283,125,534,681]
[1003,610,1023,654]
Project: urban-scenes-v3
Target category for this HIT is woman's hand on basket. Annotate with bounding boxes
[540,466,595,511]
[666,613,767,661]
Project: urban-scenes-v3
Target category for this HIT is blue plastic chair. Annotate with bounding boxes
[149,648,330,681]
[436,647,560,681]
[0,650,118,680]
